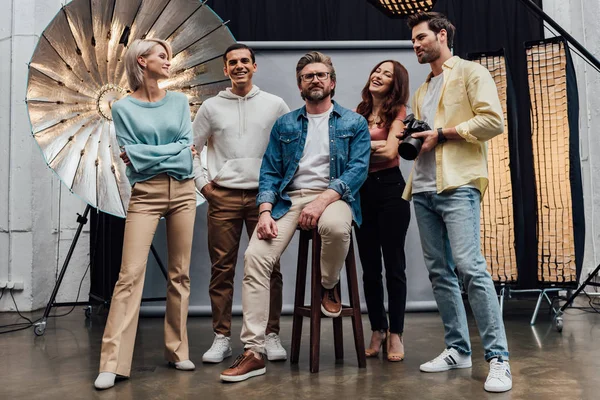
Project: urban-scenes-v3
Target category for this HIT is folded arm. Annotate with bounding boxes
[371,119,404,163]
[115,104,194,174]
[132,146,193,176]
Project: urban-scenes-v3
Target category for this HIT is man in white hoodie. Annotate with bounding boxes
[193,43,290,364]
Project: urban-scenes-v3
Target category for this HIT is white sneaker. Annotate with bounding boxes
[420,348,472,372]
[485,358,512,392]
[264,333,287,361]
[170,360,196,371]
[202,333,232,363]
[94,372,116,390]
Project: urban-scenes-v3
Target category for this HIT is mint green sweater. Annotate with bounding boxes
[111,91,194,186]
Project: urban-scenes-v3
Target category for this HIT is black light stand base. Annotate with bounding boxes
[33,205,168,336]
[34,205,92,336]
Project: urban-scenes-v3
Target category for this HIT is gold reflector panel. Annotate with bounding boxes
[471,51,518,283]
[526,40,577,283]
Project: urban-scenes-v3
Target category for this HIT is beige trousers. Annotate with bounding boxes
[240,189,353,352]
[99,174,196,377]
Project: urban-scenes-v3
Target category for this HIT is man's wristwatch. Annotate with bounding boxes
[437,127,448,144]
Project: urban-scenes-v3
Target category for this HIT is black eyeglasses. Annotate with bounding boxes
[300,72,330,82]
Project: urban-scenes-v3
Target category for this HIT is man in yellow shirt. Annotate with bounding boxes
[401,12,512,393]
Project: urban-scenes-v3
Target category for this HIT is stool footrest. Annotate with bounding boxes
[295,306,355,318]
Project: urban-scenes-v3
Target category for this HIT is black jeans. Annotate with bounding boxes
[355,167,411,334]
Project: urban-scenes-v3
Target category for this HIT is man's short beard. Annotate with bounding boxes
[302,86,331,101]
[418,48,441,64]
[417,35,444,64]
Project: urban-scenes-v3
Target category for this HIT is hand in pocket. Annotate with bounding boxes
[201,181,217,201]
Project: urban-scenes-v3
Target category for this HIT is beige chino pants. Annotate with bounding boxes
[240,189,353,352]
[99,174,196,377]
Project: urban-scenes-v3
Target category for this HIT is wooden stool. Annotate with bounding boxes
[290,228,366,372]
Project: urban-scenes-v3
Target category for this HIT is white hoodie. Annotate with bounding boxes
[192,85,290,192]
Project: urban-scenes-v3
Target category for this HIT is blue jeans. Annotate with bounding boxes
[413,187,509,361]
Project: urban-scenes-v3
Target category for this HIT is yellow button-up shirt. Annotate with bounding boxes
[403,56,504,200]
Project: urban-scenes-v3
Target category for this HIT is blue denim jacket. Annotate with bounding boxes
[257,101,370,226]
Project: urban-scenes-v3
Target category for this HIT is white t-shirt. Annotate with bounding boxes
[288,106,333,190]
[412,72,444,194]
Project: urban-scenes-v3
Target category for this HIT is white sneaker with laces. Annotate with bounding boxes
[420,348,472,372]
[202,333,232,363]
[265,333,287,361]
[484,358,512,392]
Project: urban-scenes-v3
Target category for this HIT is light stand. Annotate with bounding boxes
[515,0,600,331]
[554,264,600,331]
[33,205,169,336]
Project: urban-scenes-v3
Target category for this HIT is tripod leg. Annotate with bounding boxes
[34,205,91,336]
[150,244,168,280]
[559,263,600,313]
[543,290,559,316]
[530,290,544,326]
[553,266,600,333]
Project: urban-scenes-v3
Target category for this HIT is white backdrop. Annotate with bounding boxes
[140,41,437,316]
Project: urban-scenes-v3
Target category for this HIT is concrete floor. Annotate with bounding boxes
[0,300,599,400]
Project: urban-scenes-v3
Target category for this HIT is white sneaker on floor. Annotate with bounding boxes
[485,358,512,392]
[202,333,232,363]
[170,360,196,371]
[265,333,287,361]
[420,348,472,372]
[94,372,116,390]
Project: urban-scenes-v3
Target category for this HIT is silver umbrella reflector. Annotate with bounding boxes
[26,0,235,218]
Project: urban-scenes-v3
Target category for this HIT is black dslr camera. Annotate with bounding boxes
[398,113,431,160]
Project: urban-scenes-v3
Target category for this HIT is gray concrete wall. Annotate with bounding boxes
[0,0,91,312]
[543,0,600,279]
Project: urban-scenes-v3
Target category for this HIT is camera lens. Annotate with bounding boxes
[399,136,422,160]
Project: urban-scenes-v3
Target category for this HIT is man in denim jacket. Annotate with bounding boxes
[220,51,370,382]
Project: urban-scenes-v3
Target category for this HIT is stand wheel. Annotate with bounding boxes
[554,317,563,332]
[34,321,47,336]
[84,306,92,318]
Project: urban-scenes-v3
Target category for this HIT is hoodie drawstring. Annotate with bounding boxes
[238,98,243,138]
[220,86,259,139]
[244,97,248,136]
[237,97,248,137]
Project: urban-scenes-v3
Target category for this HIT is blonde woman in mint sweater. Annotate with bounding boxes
[94,38,198,390]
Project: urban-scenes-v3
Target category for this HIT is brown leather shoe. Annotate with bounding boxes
[321,286,342,317]
[220,350,266,382]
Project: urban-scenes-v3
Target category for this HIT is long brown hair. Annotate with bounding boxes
[356,60,409,129]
